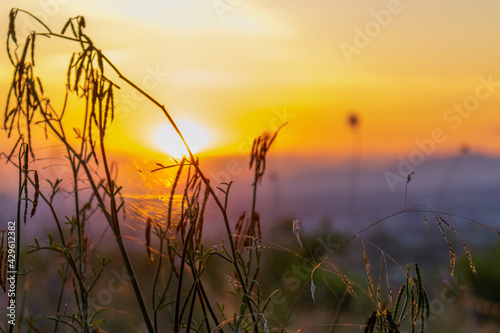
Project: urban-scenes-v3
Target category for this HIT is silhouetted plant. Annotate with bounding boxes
[2,8,499,333]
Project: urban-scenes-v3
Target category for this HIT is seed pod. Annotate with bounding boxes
[9,9,17,44]
[146,217,152,261]
[30,171,39,218]
[364,311,377,333]
[61,18,71,34]
[30,33,36,66]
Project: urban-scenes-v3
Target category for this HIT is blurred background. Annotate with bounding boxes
[1,0,500,331]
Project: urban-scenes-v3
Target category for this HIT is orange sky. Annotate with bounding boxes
[2,0,500,161]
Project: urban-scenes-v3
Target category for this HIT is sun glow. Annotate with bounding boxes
[154,119,211,158]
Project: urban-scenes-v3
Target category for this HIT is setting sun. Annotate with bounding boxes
[154,119,211,158]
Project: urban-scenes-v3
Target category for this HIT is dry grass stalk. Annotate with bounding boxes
[362,240,374,300]
[334,265,356,297]
[435,215,455,277]
[438,215,477,277]
[292,220,303,249]
[234,212,262,252]
[194,181,210,250]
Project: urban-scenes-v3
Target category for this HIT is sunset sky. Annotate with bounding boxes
[3,3,500,332]
[2,0,500,162]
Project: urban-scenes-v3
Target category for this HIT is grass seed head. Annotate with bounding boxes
[292,220,303,249]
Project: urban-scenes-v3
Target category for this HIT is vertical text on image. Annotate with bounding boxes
[6,221,17,326]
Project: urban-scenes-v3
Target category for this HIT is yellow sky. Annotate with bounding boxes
[2,0,500,160]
